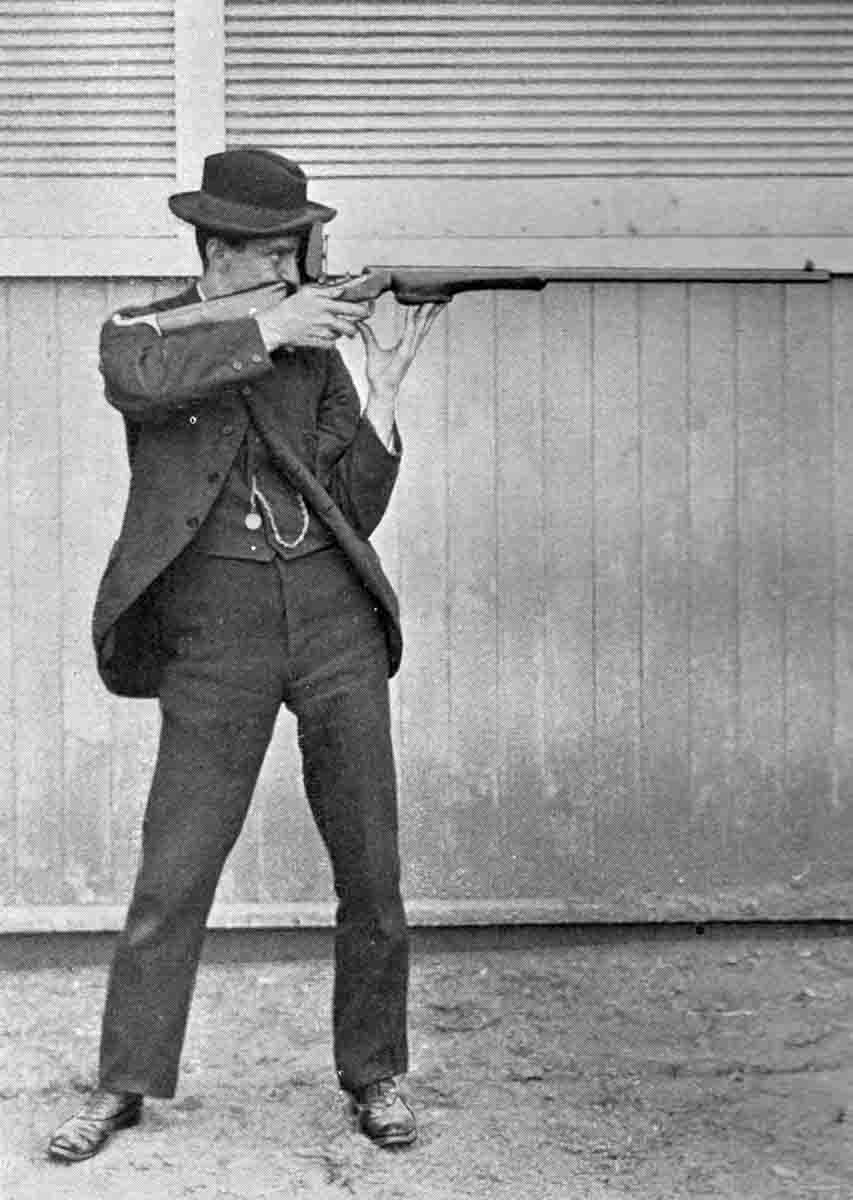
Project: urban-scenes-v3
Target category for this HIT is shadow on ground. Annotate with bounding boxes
[1,923,851,1199]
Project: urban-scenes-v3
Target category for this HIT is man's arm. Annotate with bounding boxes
[358,304,445,448]
[100,286,374,424]
[99,315,272,422]
[318,304,444,537]
[317,350,401,540]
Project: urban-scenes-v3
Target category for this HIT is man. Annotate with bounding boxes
[48,148,441,1163]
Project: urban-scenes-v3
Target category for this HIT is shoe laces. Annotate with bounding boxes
[81,1089,138,1121]
[360,1078,397,1107]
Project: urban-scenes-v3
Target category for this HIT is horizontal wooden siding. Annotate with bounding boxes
[225,0,853,177]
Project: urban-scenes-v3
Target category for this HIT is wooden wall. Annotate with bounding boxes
[1,277,851,930]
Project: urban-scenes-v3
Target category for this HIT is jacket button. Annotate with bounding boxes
[222,424,234,436]
[241,384,253,397]
[186,516,199,529]
[231,360,243,371]
[189,414,198,425]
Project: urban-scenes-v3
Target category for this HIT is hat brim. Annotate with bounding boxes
[168,191,337,235]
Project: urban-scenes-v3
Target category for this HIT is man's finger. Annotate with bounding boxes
[328,316,361,338]
[412,302,444,350]
[357,320,380,349]
[397,302,442,359]
[302,287,373,319]
[398,305,426,356]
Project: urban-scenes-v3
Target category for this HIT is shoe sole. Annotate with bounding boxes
[350,1099,417,1149]
[369,1128,418,1148]
[47,1107,142,1163]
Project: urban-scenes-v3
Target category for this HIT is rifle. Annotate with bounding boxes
[112,264,830,335]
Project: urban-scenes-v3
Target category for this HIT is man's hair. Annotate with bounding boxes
[194,227,248,267]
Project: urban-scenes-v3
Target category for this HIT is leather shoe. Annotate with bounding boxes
[48,1088,143,1162]
[351,1078,417,1147]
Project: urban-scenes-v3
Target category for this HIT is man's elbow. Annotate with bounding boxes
[100,367,179,424]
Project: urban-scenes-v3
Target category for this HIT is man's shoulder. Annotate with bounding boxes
[106,284,198,325]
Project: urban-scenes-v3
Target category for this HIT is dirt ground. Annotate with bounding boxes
[0,923,851,1200]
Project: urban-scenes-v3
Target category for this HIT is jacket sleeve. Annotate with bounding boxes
[316,349,402,539]
[99,313,274,423]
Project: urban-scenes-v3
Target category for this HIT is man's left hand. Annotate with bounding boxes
[357,303,445,449]
[358,303,445,402]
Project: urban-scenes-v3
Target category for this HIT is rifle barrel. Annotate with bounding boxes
[376,265,830,305]
[328,265,828,305]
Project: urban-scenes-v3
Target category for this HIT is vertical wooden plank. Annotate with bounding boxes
[253,711,307,908]
[103,280,159,901]
[8,281,65,903]
[255,711,328,908]
[57,280,117,902]
[833,279,853,820]
[0,283,15,900]
[543,284,596,891]
[394,304,452,899]
[338,298,403,586]
[365,300,404,793]
[495,291,546,895]
[446,293,499,897]
[110,724,157,909]
[784,283,835,855]
[174,0,225,189]
[735,285,786,864]
[340,299,404,838]
[688,285,738,851]
[638,284,691,874]
[592,284,642,867]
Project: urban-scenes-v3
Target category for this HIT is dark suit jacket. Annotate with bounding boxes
[93,287,403,697]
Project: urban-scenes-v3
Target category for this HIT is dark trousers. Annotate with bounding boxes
[98,546,408,1098]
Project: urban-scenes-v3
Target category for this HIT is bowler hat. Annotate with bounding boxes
[168,147,336,236]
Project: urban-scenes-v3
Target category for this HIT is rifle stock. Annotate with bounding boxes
[337,266,563,304]
[112,264,830,334]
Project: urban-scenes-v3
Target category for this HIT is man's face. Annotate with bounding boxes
[214,233,303,292]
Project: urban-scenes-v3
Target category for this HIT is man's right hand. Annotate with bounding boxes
[255,285,374,351]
